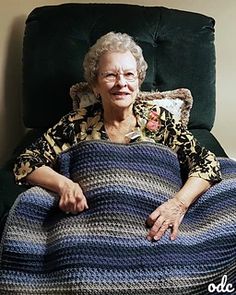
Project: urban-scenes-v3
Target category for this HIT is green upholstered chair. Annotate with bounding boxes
[0,3,228,235]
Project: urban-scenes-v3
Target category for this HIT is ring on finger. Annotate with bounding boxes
[159,223,168,232]
[162,221,169,228]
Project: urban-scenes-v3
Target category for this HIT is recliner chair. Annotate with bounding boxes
[0,3,227,234]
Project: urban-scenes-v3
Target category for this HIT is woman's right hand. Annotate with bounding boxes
[58,179,88,214]
[26,166,88,214]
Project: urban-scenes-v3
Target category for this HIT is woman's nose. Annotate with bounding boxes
[116,74,127,87]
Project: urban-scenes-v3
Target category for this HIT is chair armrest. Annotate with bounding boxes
[0,129,45,236]
[190,128,228,157]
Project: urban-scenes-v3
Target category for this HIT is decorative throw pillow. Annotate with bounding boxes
[70,82,193,127]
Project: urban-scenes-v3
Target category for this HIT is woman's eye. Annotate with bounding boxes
[105,73,116,78]
[124,72,136,80]
[126,72,134,76]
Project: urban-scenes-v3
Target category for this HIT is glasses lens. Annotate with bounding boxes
[101,71,137,82]
[124,72,136,81]
[103,72,117,81]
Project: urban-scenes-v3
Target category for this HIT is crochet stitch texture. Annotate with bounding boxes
[0,141,235,294]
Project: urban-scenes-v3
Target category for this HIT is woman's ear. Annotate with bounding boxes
[138,79,143,88]
[92,85,100,99]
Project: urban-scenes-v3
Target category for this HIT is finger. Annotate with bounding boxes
[147,216,164,240]
[59,195,70,212]
[75,199,87,212]
[170,211,186,240]
[153,221,170,241]
[60,193,77,213]
[83,197,89,209]
[74,191,88,212]
[170,221,180,241]
[68,184,85,213]
[77,193,88,210]
[146,208,161,227]
[67,195,78,213]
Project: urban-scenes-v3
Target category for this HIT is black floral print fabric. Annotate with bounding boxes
[14,100,221,184]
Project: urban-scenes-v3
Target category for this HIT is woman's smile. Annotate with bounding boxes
[111,91,131,99]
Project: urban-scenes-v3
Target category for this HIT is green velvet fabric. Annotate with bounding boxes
[0,3,228,232]
[0,169,26,234]
[23,4,216,131]
[190,129,227,157]
[0,129,45,227]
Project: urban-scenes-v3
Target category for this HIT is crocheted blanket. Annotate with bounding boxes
[0,141,236,295]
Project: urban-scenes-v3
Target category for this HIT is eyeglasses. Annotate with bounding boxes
[100,71,138,83]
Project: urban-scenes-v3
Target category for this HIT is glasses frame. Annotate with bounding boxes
[99,71,138,83]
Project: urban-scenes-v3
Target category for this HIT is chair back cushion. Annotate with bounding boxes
[23,3,216,130]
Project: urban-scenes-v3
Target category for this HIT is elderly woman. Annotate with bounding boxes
[14,32,221,242]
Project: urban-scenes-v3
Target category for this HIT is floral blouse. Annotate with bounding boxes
[14,100,222,184]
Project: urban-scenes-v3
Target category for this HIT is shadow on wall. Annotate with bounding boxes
[0,15,26,166]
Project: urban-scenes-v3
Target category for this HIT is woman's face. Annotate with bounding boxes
[93,51,139,111]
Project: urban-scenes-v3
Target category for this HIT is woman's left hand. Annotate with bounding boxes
[146,198,188,241]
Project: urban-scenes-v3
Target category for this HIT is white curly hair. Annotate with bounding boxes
[83,32,148,86]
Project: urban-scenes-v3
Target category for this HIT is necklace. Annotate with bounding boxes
[104,115,137,143]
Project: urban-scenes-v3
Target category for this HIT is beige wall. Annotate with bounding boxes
[0,0,235,165]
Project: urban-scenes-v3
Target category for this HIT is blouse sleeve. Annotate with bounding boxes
[157,108,222,183]
[13,108,87,185]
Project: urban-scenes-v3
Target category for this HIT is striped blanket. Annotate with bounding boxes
[0,141,235,294]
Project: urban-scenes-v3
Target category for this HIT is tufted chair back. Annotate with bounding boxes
[24,4,214,126]
[22,3,227,156]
